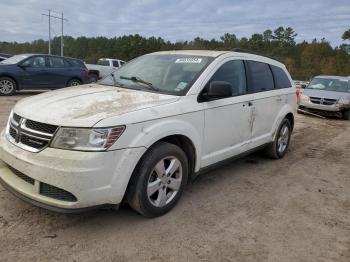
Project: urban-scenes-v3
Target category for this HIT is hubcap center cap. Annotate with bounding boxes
[161,176,168,184]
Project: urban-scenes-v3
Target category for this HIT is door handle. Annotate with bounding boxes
[248,101,253,107]
[276,96,282,102]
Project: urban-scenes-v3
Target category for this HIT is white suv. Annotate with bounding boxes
[0,50,296,217]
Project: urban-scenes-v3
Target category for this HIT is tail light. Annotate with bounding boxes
[296,88,301,104]
[84,68,90,76]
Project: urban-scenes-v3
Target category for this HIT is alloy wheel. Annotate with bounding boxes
[0,79,14,94]
[277,124,289,154]
[70,80,80,86]
[147,157,183,207]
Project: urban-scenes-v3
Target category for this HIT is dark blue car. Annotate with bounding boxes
[0,54,90,95]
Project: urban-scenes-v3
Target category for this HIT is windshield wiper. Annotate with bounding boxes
[120,76,159,91]
[108,72,126,88]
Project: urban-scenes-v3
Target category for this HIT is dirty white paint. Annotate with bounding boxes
[0,50,296,210]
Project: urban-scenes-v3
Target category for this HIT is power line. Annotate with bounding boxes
[42,9,68,56]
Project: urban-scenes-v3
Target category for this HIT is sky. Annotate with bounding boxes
[0,0,349,46]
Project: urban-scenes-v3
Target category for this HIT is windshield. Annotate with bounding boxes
[0,54,29,64]
[99,54,212,95]
[307,77,350,93]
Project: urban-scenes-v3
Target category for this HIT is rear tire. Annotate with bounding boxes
[127,142,188,217]
[343,110,350,120]
[0,77,16,96]
[66,79,81,87]
[265,118,292,159]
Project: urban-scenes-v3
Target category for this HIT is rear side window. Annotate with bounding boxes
[208,60,247,96]
[271,65,291,89]
[247,61,274,93]
[48,57,68,68]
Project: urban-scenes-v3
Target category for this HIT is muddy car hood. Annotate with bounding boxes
[13,84,180,127]
[303,88,350,100]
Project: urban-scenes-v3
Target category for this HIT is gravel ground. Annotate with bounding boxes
[0,91,350,262]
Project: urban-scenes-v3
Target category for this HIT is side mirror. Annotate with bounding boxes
[205,81,232,100]
[19,63,29,70]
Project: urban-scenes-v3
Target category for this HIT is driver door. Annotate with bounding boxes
[20,56,50,88]
[200,59,254,167]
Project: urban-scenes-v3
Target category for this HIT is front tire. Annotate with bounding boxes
[127,142,188,217]
[265,118,292,159]
[0,77,16,96]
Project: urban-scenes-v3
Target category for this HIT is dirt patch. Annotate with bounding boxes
[0,93,350,262]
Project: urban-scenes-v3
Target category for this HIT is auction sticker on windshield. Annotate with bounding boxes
[175,58,203,63]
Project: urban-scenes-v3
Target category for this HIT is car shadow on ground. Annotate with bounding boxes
[15,90,46,96]
[21,150,266,225]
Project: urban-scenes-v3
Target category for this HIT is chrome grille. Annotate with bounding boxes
[310,97,337,105]
[12,113,21,123]
[6,113,58,152]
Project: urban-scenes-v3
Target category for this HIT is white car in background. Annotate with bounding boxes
[299,75,350,119]
[86,58,126,81]
[0,50,296,217]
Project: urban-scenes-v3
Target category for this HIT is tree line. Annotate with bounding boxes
[0,26,349,80]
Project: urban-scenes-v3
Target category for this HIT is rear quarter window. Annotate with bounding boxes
[271,65,292,89]
[247,61,274,93]
[67,59,85,68]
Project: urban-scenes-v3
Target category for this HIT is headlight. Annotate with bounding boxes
[337,97,350,105]
[51,126,125,151]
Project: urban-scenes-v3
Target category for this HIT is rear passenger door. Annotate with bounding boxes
[246,61,289,148]
[200,59,254,167]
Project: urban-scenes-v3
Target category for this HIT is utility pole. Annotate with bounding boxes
[48,9,51,54]
[42,10,67,56]
[61,12,64,57]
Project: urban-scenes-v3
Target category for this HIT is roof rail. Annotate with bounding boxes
[231,48,279,61]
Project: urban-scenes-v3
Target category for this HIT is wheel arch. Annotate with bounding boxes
[0,74,19,89]
[272,104,295,140]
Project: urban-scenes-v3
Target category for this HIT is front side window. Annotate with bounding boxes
[112,61,119,67]
[99,54,212,95]
[247,61,274,93]
[307,77,349,93]
[205,60,247,97]
[22,56,46,68]
[271,65,291,89]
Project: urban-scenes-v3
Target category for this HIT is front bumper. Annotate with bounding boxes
[299,99,342,112]
[0,130,146,211]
